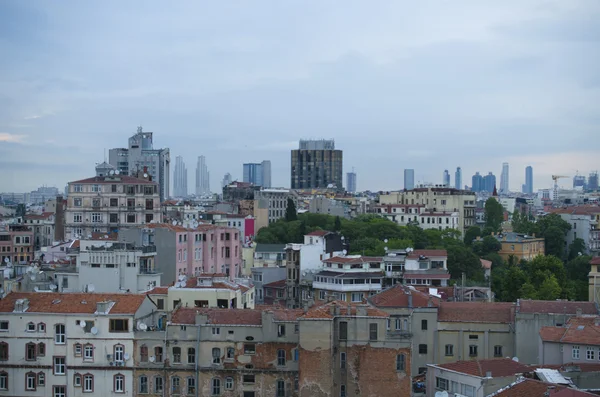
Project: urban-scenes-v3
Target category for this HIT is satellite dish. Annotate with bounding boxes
[88,284,95,292]
[4,258,8,263]
[80,321,87,328]
[30,273,37,282]
[149,356,156,363]
[34,286,39,292]
[172,220,177,226]
[512,357,519,362]
[178,275,186,281]
[143,173,148,178]
[384,239,388,243]
[115,170,120,175]
[90,327,98,335]
[384,246,388,251]
[139,323,148,331]
[342,249,347,255]
[109,170,115,175]
[124,353,130,361]
[49,284,57,291]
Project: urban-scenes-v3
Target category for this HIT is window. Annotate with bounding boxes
[436,377,449,390]
[38,323,46,332]
[462,384,476,397]
[212,378,221,395]
[127,213,136,223]
[277,349,286,366]
[351,292,363,302]
[55,324,65,344]
[109,319,129,332]
[171,376,181,395]
[396,354,405,371]
[494,345,503,357]
[226,346,235,359]
[341,384,347,397]
[91,184,100,192]
[587,347,595,360]
[54,356,66,375]
[140,345,148,362]
[171,347,181,363]
[91,213,102,223]
[278,324,286,337]
[187,377,196,394]
[369,323,378,340]
[421,319,428,330]
[243,374,255,384]
[114,374,124,393]
[0,372,6,390]
[469,345,478,357]
[74,343,82,357]
[155,346,163,362]
[26,372,36,391]
[293,348,299,361]
[244,344,255,354]
[139,375,148,394]
[339,321,348,340]
[74,198,82,206]
[0,342,7,361]
[212,327,220,335]
[37,342,45,356]
[572,345,580,359]
[26,342,37,360]
[445,344,454,356]
[212,347,221,364]
[53,385,66,397]
[37,372,45,386]
[157,299,164,310]
[74,373,82,387]
[319,290,326,300]
[83,374,94,392]
[114,344,124,362]
[276,379,285,397]
[419,344,427,354]
[154,376,163,393]
[73,213,82,223]
[188,348,195,364]
[469,334,479,340]
[27,322,36,331]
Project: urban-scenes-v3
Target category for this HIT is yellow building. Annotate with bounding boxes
[489,232,545,261]
[589,257,600,303]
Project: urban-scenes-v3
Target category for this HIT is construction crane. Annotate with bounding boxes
[552,175,569,189]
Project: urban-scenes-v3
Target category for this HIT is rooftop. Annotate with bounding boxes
[0,292,146,315]
[306,230,331,237]
[368,284,441,308]
[300,301,389,320]
[539,316,600,346]
[70,175,156,185]
[171,307,263,326]
[492,232,544,243]
[254,243,287,253]
[517,299,598,315]
[438,302,515,323]
[263,279,286,289]
[322,255,383,265]
[433,358,532,378]
[406,249,447,259]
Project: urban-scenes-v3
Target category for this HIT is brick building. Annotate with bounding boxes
[0,224,34,265]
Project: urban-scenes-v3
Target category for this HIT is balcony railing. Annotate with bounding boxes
[386,331,413,339]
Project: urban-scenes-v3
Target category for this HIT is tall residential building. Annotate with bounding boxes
[573,175,586,189]
[195,155,210,196]
[484,172,497,193]
[221,173,233,189]
[291,139,343,190]
[243,160,272,188]
[108,126,170,201]
[455,167,462,190]
[589,172,599,191]
[524,166,533,194]
[173,156,187,197]
[472,172,483,193]
[500,162,509,193]
[443,169,450,187]
[346,170,357,193]
[404,169,415,190]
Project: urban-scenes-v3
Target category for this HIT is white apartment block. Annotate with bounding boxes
[254,189,298,224]
[65,173,162,240]
[0,292,157,397]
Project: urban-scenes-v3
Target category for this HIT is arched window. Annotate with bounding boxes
[83,373,94,393]
[113,374,124,393]
[212,348,221,364]
[154,346,163,362]
[114,344,124,362]
[138,375,148,394]
[26,322,36,332]
[171,376,181,395]
[26,342,37,361]
[277,349,286,366]
[37,343,45,357]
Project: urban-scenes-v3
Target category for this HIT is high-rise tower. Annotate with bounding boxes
[500,162,509,193]
[291,140,343,190]
[346,170,357,193]
[173,156,188,197]
[524,166,533,194]
[455,167,462,189]
[443,170,450,187]
[195,155,210,196]
[404,169,415,190]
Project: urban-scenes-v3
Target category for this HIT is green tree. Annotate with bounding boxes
[568,238,586,260]
[495,265,528,302]
[512,210,540,235]
[334,216,342,232]
[537,275,562,300]
[285,198,298,222]
[545,226,567,258]
[464,226,481,246]
[484,198,504,232]
[519,282,538,299]
[447,245,485,281]
[473,235,502,257]
[565,255,593,282]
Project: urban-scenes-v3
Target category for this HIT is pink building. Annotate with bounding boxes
[127,223,242,284]
[0,224,34,265]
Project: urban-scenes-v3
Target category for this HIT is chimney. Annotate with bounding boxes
[428,297,433,307]
[54,195,65,242]
[576,308,582,317]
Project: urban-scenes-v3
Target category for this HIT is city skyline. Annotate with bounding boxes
[1,2,599,192]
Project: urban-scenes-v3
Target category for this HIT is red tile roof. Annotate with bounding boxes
[0,292,147,315]
[539,317,600,346]
[438,302,515,323]
[70,175,156,185]
[25,212,54,220]
[322,256,383,264]
[306,230,330,237]
[146,286,169,295]
[549,206,600,216]
[369,285,441,308]
[171,307,262,325]
[481,259,492,269]
[518,300,598,315]
[263,279,286,289]
[272,308,305,322]
[301,301,389,319]
[145,223,224,233]
[434,358,532,378]
[590,257,600,265]
[492,378,567,397]
[407,249,447,259]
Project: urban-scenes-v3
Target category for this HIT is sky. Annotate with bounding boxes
[1,1,599,194]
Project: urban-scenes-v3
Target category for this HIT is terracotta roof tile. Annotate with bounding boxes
[301,301,389,320]
[146,286,169,295]
[518,300,598,315]
[438,302,515,323]
[369,284,441,308]
[590,257,600,265]
[272,309,304,322]
[171,308,262,325]
[263,279,286,289]
[322,256,383,264]
[0,292,147,315]
[25,212,54,220]
[539,317,600,346]
[492,378,567,397]
[481,259,492,269]
[306,230,331,237]
[434,358,532,378]
[407,249,447,259]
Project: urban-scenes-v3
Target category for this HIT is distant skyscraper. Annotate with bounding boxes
[173,156,188,197]
[500,162,509,193]
[573,175,586,189]
[108,126,170,201]
[484,172,496,193]
[524,166,533,194]
[291,139,343,190]
[222,173,233,189]
[404,169,415,190]
[454,167,462,190]
[589,172,599,191]
[243,160,272,188]
[443,170,450,187]
[472,172,483,193]
[346,170,357,193]
[195,155,210,196]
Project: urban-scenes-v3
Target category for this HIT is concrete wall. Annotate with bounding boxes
[515,312,572,364]
[436,322,514,363]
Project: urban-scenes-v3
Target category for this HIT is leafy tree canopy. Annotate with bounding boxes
[484,198,504,232]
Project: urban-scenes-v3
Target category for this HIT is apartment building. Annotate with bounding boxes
[23,212,55,250]
[551,206,600,254]
[590,257,600,304]
[298,301,412,397]
[0,292,157,397]
[65,172,161,240]
[251,266,286,305]
[490,232,545,261]
[378,187,476,235]
[0,224,34,265]
[133,306,303,397]
[375,204,459,231]
[384,249,450,287]
[538,316,600,366]
[254,189,298,224]
[166,274,255,310]
[254,244,286,268]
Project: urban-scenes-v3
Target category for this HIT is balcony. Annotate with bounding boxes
[312,281,382,293]
[386,331,413,339]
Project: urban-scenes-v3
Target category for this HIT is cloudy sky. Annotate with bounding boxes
[1,1,599,194]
